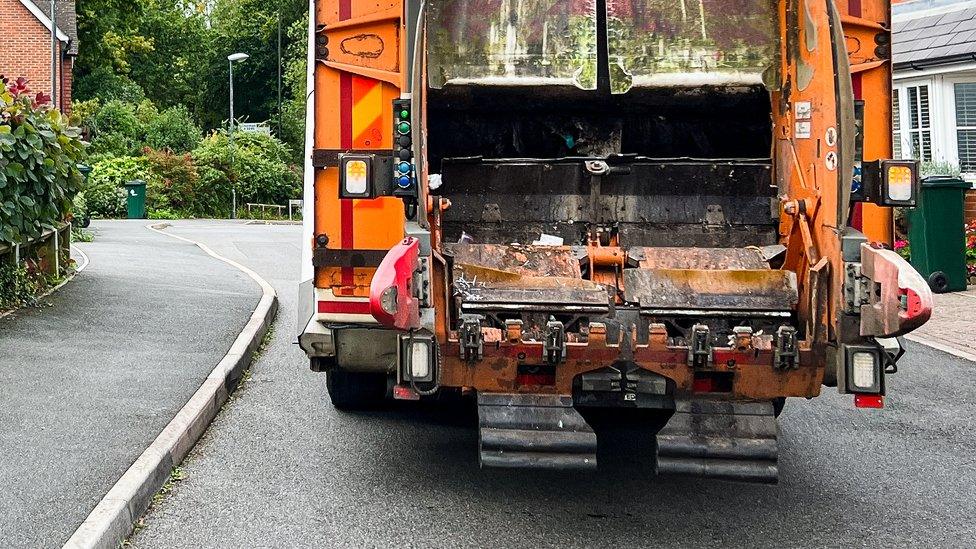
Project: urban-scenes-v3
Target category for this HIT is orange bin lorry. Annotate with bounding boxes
[298,0,933,483]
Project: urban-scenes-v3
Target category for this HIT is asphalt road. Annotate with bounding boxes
[0,220,258,548]
[132,220,976,548]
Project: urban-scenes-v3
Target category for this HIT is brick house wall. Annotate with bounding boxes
[965,190,976,224]
[0,0,74,112]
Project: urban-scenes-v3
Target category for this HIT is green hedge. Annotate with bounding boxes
[0,77,86,244]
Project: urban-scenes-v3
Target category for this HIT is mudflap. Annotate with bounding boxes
[478,393,598,470]
[656,399,779,484]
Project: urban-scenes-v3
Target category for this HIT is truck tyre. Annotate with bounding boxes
[773,397,786,418]
[325,366,388,410]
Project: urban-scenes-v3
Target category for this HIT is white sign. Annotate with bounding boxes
[795,121,812,139]
[240,123,271,136]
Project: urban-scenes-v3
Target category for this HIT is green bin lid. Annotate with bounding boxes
[125,179,147,187]
[920,175,971,189]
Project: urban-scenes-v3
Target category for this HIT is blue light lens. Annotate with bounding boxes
[397,175,412,188]
[398,162,411,174]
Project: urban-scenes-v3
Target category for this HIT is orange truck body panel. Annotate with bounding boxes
[314,1,406,300]
[840,0,896,244]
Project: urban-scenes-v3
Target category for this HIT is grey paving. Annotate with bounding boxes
[133,220,976,548]
[0,220,259,548]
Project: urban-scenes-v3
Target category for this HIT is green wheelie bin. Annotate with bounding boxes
[908,176,971,293]
[125,180,147,219]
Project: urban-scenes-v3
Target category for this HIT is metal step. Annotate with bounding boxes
[656,399,779,484]
[478,393,598,470]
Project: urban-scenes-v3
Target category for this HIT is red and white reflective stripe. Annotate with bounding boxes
[315,287,374,322]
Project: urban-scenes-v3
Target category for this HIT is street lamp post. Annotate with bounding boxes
[50,0,57,110]
[228,52,249,219]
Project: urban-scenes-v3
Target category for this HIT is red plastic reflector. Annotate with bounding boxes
[692,377,714,393]
[393,384,421,401]
[854,394,884,409]
[516,374,556,387]
[317,300,370,315]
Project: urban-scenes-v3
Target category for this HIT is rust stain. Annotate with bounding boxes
[340,34,385,59]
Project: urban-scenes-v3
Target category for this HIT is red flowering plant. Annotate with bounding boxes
[894,238,911,261]
[0,76,85,244]
[966,220,976,281]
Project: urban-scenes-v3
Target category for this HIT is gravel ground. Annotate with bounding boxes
[0,220,259,548]
[131,220,976,548]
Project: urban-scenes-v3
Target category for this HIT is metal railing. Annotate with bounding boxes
[0,223,72,277]
[245,201,304,221]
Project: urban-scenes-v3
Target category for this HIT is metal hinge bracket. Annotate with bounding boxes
[459,314,484,362]
[688,324,712,368]
[544,321,567,364]
[774,326,799,370]
[844,262,871,315]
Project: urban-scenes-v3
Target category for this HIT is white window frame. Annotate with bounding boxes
[944,74,976,181]
[892,77,942,163]
[894,65,976,183]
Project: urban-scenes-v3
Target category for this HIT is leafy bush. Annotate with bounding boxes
[921,161,962,178]
[967,221,976,282]
[72,227,94,243]
[0,77,86,244]
[192,130,301,207]
[134,99,160,127]
[69,98,101,137]
[73,67,146,104]
[0,260,42,310]
[90,100,140,156]
[71,192,91,227]
[148,207,182,220]
[144,149,199,213]
[145,106,202,153]
[192,165,233,217]
[86,156,151,217]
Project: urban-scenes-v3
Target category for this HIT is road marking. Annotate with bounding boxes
[63,223,279,549]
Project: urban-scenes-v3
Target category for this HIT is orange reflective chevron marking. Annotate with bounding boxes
[352,76,385,148]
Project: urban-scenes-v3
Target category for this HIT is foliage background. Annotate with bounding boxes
[72,0,309,219]
[1,78,85,244]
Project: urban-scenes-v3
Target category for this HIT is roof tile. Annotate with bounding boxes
[894,6,976,66]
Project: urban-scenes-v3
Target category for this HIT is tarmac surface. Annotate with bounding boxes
[131,220,976,548]
[0,220,258,548]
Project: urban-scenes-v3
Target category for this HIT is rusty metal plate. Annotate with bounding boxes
[624,268,798,313]
[456,275,610,311]
[451,244,583,278]
[634,247,769,270]
[451,244,608,310]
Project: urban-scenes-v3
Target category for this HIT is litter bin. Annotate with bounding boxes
[908,176,971,293]
[125,180,147,219]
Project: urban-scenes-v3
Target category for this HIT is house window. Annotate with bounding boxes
[905,85,932,162]
[955,82,976,174]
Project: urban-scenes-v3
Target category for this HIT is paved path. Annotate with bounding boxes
[132,221,976,548]
[0,220,260,548]
[912,286,976,359]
